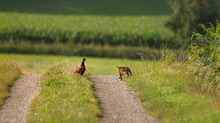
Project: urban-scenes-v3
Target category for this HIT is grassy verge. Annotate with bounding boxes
[0,62,22,106]
[126,61,220,123]
[27,63,100,123]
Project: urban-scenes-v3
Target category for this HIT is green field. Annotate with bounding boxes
[0,13,175,47]
[0,0,177,52]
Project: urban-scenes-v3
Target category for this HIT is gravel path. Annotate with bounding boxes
[0,74,41,123]
[91,75,159,123]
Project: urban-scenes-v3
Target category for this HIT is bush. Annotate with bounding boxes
[187,21,220,92]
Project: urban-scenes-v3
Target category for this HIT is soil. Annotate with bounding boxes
[0,74,41,123]
[91,75,159,123]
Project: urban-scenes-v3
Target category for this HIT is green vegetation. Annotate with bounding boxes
[27,63,100,122]
[187,22,220,92]
[0,43,170,59]
[0,0,177,57]
[127,60,220,123]
[0,13,175,48]
[0,0,220,122]
[0,53,137,74]
[166,0,219,38]
[0,62,22,106]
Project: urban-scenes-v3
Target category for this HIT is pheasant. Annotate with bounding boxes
[74,58,86,75]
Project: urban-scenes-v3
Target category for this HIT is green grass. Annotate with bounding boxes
[0,0,171,15]
[0,62,22,106]
[27,63,100,123]
[0,53,138,74]
[127,61,220,123]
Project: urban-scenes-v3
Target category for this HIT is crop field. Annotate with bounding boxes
[0,13,174,47]
[0,0,178,54]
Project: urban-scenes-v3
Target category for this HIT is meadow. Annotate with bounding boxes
[0,53,220,122]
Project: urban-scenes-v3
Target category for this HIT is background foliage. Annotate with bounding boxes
[166,0,219,38]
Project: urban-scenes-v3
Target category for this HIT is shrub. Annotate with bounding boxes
[187,21,220,92]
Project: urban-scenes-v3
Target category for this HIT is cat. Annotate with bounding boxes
[116,66,132,80]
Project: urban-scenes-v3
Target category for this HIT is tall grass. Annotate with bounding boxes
[27,63,100,123]
[0,62,22,106]
[0,43,168,59]
[126,60,220,123]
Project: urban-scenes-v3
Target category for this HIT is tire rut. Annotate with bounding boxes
[91,75,159,123]
[0,74,41,123]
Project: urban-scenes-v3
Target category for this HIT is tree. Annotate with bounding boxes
[166,0,218,38]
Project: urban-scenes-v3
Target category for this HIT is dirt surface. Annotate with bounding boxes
[0,74,41,123]
[91,75,159,123]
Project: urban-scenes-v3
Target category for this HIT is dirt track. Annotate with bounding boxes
[91,75,158,123]
[0,74,158,123]
[0,74,41,123]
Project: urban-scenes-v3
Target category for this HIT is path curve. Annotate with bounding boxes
[91,75,159,123]
[0,74,41,123]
